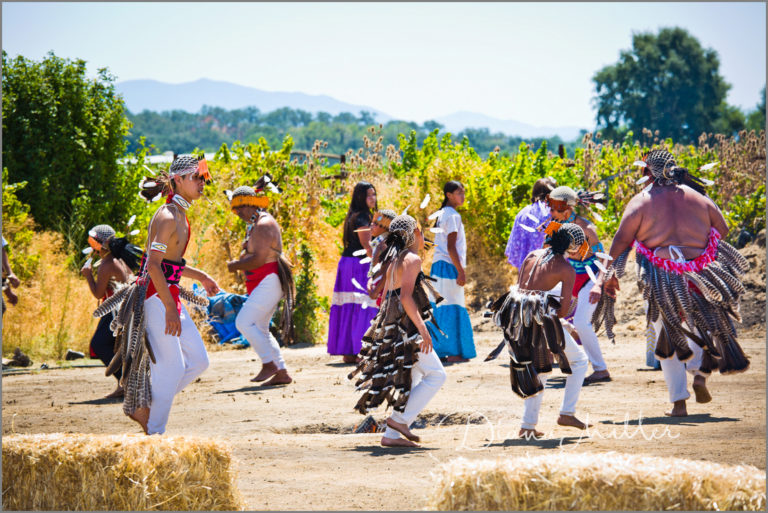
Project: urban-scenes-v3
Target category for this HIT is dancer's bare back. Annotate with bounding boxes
[518,248,575,318]
[615,185,728,260]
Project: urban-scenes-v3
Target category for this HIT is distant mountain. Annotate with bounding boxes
[116,79,585,140]
[434,111,584,141]
[116,78,393,122]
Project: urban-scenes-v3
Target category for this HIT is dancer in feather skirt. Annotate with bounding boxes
[79,223,141,399]
[94,155,219,434]
[349,214,447,447]
[590,149,750,417]
[487,222,591,439]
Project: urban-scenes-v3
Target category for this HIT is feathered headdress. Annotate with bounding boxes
[547,185,607,222]
[138,154,211,202]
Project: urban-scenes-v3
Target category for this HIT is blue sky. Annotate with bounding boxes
[3,2,765,128]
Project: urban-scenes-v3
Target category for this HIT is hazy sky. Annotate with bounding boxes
[3,2,765,128]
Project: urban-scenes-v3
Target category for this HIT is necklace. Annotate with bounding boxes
[564,211,577,223]
[172,194,191,210]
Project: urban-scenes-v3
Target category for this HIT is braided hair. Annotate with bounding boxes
[644,149,708,195]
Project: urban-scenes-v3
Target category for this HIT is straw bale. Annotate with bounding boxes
[2,433,245,510]
[426,451,766,511]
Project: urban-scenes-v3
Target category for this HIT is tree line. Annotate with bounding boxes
[124,106,581,158]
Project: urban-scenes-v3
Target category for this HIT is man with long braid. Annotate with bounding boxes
[226,185,295,386]
[126,155,220,434]
[589,149,750,417]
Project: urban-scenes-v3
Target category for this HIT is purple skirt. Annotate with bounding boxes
[327,256,378,355]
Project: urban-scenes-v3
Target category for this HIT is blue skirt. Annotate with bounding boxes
[428,260,476,359]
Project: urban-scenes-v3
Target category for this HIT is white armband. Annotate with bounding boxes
[150,242,168,253]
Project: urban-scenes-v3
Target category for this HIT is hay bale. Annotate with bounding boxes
[2,433,244,510]
[426,452,766,511]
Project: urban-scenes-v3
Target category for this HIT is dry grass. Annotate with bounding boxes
[2,433,245,511]
[2,231,99,361]
[426,452,766,511]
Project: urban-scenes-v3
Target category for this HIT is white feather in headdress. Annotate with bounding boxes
[419,194,431,209]
[428,209,443,221]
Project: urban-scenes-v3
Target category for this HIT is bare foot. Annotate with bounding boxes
[342,354,358,364]
[557,414,592,430]
[251,361,278,382]
[518,428,545,439]
[262,369,292,386]
[386,418,420,442]
[692,375,711,403]
[665,399,688,417]
[446,355,469,363]
[584,370,611,384]
[381,436,419,447]
[104,385,124,399]
[127,407,149,434]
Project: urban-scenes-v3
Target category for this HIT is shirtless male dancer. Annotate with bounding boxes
[590,149,750,417]
[546,186,611,384]
[507,223,591,438]
[130,155,220,434]
[228,185,294,386]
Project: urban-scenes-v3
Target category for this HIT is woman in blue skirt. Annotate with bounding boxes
[430,180,475,362]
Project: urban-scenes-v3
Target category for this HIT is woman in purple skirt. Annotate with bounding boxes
[327,182,379,363]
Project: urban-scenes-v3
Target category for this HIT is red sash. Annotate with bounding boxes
[245,261,279,294]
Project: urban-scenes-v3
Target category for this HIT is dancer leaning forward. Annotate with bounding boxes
[226,182,295,386]
[590,149,750,417]
[94,155,220,435]
[486,222,591,439]
[348,214,447,447]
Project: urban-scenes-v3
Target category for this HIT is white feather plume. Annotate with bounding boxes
[594,259,608,273]
[595,251,613,261]
[521,224,537,233]
[359,257,372,264]
[430,227,444,234]
[82,247,93,255]
[633,160,647,168]
[427,209,443,221]
[143,164,156,176]
[129,229,140,236]
[351,278,366,292]
[592,211,603,222]
[642,183,653,194]
[636,175,650,185]
[127,215,137,227]
[401,205,410,215]
[352,249,367,257]
[420,194,431,209]
[699,162,719,171]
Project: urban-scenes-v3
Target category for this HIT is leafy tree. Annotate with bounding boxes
[746,86,766,132]
[592,27,733,143]
[2,51,131,237]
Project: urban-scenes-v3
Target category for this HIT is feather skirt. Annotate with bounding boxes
[348,273,444,415]
[94,280,209,416]
[487,285,572,399]
[592,239,749,374]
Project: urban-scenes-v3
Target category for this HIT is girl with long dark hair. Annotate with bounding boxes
[429,180,475,362]
[327,181,379,363]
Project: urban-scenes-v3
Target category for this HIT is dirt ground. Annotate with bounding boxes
[2,246,766,510]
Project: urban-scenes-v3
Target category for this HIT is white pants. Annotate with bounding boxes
[145,294,209,435]
[521,328,589,429]
[235,273,285,370]
[650,317,704,403]
[573,278,607,371]
[384,348,447,439]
